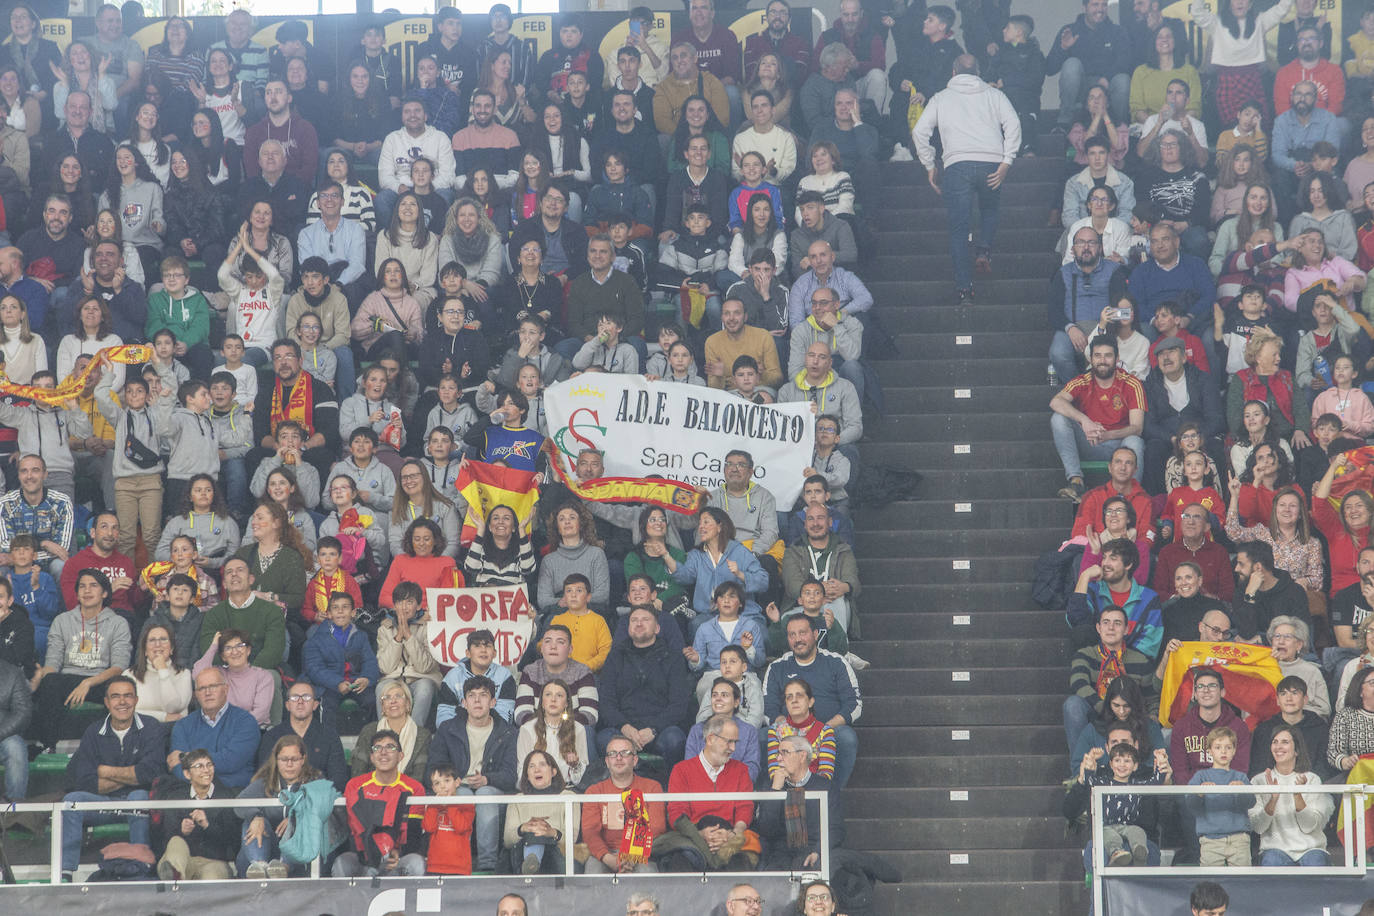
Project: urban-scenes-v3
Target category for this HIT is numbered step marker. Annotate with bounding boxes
[950,854,970,865]
[954,502,972,513]
[955,335,973,345]
[949,790,969,802]
[952,559,970,570]
[953,444,971,455]
[952,671,970,682]
[952,615,971,626]
[951,729,970,741]
[954,388,971,399]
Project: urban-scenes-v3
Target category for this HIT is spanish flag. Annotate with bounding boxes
[456,459,540,546]
[1158,641,1283,728]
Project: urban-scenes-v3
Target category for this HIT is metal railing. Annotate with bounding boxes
[1090,782,1370,915]
[0,789,831,885]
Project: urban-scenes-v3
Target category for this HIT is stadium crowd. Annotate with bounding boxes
[0,1,889,885]
[1037,0,1374,877]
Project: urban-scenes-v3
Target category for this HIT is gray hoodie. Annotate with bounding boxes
[154,364,217,481]
[338,394,405,449]
[252,455,322,509]
[45,607,131,675]
[95,373,162,479]
[0,400,91,475]
[708,482,780,555]
[425,403,480,444]
[573,338,639,374]
[497,346,567,389]
[209,403,253,459]
[327,456,396,514]
[777,372,863,445]
[156,511,242,569]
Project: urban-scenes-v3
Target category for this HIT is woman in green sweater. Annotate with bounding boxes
[237,500,310,616]
[622,505,688,611]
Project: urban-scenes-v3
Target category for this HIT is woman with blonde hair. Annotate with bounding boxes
[0,294,44,383]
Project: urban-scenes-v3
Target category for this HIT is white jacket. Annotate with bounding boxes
[912,74,1021,170]
[378,125,458,192]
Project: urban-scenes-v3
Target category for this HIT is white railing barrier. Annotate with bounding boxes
[1089,782,1369,916]
[0,789,830,885]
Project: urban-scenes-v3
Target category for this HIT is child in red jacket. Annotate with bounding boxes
[421,763,475,875]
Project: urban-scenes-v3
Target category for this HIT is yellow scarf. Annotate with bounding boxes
[0,344,151,405]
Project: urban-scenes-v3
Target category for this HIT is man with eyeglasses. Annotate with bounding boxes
[1154,502,1234,604]
[724,884,766,915]
[151,748,238,881]
[335,728,426,877]
[1066,536,1164,659]
[623,893,662,915]
[1233,541,1308,642]
[296,181,367,310]
[658,714,758,871]
[60,674,165,881]
[257,681,348,791]
[581,735,667,873]
[757,734,844,870]
[168,667,260,788]
[1169,667,1248,864]
[250,338,341,481]
[1065,605,1156,753]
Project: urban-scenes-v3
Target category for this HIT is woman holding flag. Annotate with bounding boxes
[1312,454,1374,596]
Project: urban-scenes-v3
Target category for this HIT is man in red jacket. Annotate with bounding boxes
[658,714,757,871]
[1071,446,1155,537]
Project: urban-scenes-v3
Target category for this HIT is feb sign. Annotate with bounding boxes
[426,584,535,668]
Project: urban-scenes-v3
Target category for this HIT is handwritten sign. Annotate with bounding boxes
[426,584,535,668]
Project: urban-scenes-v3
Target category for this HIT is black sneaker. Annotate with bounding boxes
[956,288,974,305]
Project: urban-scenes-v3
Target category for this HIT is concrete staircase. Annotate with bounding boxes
[849,150,1089,912]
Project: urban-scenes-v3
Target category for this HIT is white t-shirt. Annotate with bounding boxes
[232,287,280,354]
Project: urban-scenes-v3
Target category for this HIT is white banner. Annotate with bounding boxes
[426,584,536,669]
[544,375,814,507]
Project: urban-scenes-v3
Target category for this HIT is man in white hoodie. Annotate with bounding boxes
[912,54,1021,305]
[376,99,458,229]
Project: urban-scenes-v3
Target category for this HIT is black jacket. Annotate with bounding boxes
[0,604,34,676]
[150,776,241,861]
[1046,14,1134,81]
[507,215,589,279]
[597,638,691,734]
[418,328,489,390]
[1250,710,1334,779]
[756,773,846,869]
[985,38,1046,112]
[66,713,167,796]
[427,714,518,792]
[0,658,31,743]
[1239,569,1311,639]
[257,718,349,791]
[1142,363,1225,444]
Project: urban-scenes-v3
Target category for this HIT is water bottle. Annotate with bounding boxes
[1314,354,1333,387]
[1047,363,1059,388]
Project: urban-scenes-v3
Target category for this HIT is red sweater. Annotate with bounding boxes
[302,568,363,624]
[1153,539,1235,603]
[1313,497,1370,595]
[667,755,754,827]
[421,804,475,874]
[60,547,136,613]
[379,554,462,607]
[580,774,668,860]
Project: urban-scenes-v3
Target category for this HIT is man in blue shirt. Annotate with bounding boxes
[1272,80,1347,210]
[169,667,260,788]
[763,615,862,788]
[296,181,367,310]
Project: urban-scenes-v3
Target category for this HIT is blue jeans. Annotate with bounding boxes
[1259,848,1331,866]
[832,724,859,790]
[458,784,503,870]
[221,456,250,519]
[1323,646,1359,678]
[62,789,149,872]
[833,354,866,404]
[1063,694,1094,754]
[0,733,27,799]
[942,160,1003,293]
[1050,412,1144,482]
[1049,329,1084,385]
[332,850,427,876]
[1056,59,1131,125]
[333,345,357,398]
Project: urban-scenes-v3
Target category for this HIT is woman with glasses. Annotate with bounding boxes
[350,678,431,780]
[1079,495,1152,586]
[235,735,322,878]
[1061,186,1132,264]
[194,627,274,726]
[388,459,462,560]
[125,623,191,722]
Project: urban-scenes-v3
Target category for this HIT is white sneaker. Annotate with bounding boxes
[847,652,870,670]
[266,859,288,879]
[245,861,269,880]
[890,144,913,161]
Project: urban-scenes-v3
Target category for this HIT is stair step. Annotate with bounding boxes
[881,692,1066,725]
[880,156,1067,184]
[891,468,1068,500]
[857,554,1039,585]
[870,880,1089,912]
[846,786,1067,819]
[858,440,1060,471]
[883,384,1057,412]
[873,181,1059,207]
[893,331,1055,359]
[874,205,1050,232]
[875,357,1048,386]
[871,848,1085,883]
[857,497,1072,530]
[847,816,1078,850]
[863,667,1065,695]
[859,583,1055,613]
[871,252,1059,281]
[878,228,1063,255]
[862,610,1069,640]
[856,527,1064,557]
[873,411,1055,442]
[857,725,1067,755]
[858,637,1070,668]
[853,754,1070,787]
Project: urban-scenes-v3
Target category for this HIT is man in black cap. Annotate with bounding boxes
[1142,331,1223,494]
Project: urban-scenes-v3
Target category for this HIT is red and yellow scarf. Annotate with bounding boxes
[270,371,315,437]
[618,788,653,865]
[0,344,151,405]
